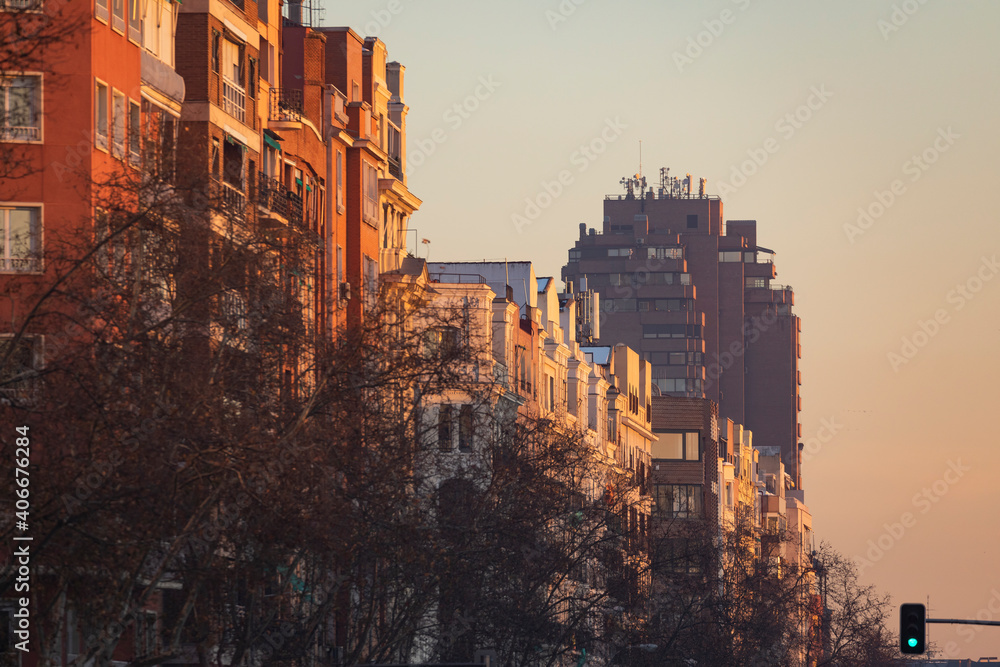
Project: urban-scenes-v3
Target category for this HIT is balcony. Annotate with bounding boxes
[0,257,40,272]
[222,77,246,123]
[387,156,402,180]
[257,173,303,228]
[492,361,509,390]
[218,289,248,331]
[0,125,40,142]
[1,0,45,8]
[269,88,303,123]
[221,181,246,221]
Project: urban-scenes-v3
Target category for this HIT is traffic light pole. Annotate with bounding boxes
[927,618,1000,627]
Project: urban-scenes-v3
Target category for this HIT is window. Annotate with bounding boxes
[652,378,702,395]
[362,161,378,224]
[1,75,40,142]
[437,404,453,450]
[607,248,631,257]
[0,206,40,272]
[362,254,377,308]
[642,324,702,339]
[568,249,580,261]
[142,101,177,180]
[651,431,700,461]
[221,39,246,122]
[648,247,683,260]
[746,277,767,288]
[654,484,702,519]
[336,244,344,295]
[127,0,141,43]
[211,30,220,73]
[336,150,343,212]
[686,214,698,229]
[223,138,243,189]
[425,326,460,358]
[95,0,108,20]
[111,0,124,31]
[0,334,41,399]
[211,137,220,178]
[248,57,256,97]
[0,605,14,655]
[458,404,474,452]
[128,100,140,166]
[112,90,125,158]
[135,612,157,656]
[547,375,555,411]
[719,251,742,262]
[65,607,81,658]
[143,0,166,58]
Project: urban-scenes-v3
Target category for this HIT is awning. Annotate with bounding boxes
[263,133,281,152]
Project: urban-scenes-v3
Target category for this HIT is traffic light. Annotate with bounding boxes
[900,603,926,654]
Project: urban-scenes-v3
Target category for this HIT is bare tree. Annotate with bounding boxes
[0,146,651,667]
[631,520,902,667]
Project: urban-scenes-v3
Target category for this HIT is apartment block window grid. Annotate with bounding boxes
[0,75,41,142]
[0,206,41,272]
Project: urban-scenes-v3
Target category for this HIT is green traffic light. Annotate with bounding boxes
[908,638,918,648]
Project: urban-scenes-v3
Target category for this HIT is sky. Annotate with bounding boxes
[321,0,1000,658]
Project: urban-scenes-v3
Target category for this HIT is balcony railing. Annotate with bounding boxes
[493,361,509,390]
[0,257,40,272]
[269,88,303,122]
[222,77,246,123]
[2,0,45,8]
[428,272,486,284]
[257,173,303,227]
[388,156,402,179]
[0,125,40,142]
[219,289,248,331]
[221,181,246,220]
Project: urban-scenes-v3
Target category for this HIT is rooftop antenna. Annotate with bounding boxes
[638,140,642,181]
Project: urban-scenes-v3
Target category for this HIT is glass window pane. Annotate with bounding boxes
[8,209,34,258]
[652,432,683,460]
[685,432,700,461]
[8,84,34,128]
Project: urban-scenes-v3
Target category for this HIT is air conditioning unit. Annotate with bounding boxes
[339,281,352,301]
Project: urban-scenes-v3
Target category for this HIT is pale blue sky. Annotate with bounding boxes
[325,0,1000,658]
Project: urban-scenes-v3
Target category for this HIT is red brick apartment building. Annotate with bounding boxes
[0,0,418,655]
[561,169,803,489]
